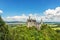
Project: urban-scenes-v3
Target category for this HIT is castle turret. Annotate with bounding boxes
[40,18,43,24]
[29,16,30,20]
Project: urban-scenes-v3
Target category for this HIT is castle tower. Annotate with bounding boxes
[29,16,30,19]
[27,16,36,28]
[40,18,43,24]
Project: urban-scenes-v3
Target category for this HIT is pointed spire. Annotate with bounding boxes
[29,16,30,19]
[41,18,42,22]
[40,18,43,24]
[29,16,31,20]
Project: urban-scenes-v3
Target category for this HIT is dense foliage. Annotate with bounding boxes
[0,16,9,40]
[0,16,60,40]
[8,24,60,40]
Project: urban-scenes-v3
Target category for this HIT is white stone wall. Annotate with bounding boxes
[27,22,37,27]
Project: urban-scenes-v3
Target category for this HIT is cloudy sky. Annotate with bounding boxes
[0,0,60,22]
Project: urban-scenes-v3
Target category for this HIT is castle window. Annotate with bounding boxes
[28,20,31,22]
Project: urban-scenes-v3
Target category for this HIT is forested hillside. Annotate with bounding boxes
[8,24,60,40]
[0,16,60,40]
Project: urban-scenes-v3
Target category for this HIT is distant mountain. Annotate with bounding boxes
[5,21,26,23]
[5,21,60,25]
[44,22,60,24]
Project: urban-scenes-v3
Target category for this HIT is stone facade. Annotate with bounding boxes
[27,19,36,27]
[27,16,43,30]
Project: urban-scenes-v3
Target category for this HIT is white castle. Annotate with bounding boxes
[27,16,43,30]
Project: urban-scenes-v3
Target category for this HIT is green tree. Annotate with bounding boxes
[0,16,9,40]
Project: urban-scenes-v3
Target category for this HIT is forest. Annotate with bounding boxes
[0,16,60,40]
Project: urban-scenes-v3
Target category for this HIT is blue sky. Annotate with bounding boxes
[0,0,60,17]
[0,0,60,22]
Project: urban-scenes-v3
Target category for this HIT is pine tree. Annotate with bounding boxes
[0,16,9,40]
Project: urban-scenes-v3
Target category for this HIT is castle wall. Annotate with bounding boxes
[27,17,42,30]
[27,21,36,27]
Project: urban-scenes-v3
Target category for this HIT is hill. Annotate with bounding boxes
[8,24,60,40]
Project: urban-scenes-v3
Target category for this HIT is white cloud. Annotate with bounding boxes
[3,6,60,22]
[44,7,60,22]
[5,14,28,22]
[0,10,3,14]
[4,14,42,22]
